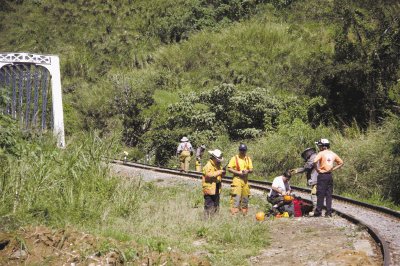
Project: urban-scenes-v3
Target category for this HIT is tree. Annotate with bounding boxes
[306,0,400,127]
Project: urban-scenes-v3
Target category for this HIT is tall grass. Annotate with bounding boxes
[0,121,270,264]
[0,131,142,227]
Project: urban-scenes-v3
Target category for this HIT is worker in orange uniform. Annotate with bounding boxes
[228,143,253,215]
[176,136,193,172]
[202,149,225,218]
[313,139,344,217]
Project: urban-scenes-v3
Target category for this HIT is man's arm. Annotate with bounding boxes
[248,157,253,173]
[227,157,243,177]
[292,167,306,174]
[271,185,288,196]
[293,156,314,173]
[332,155,344,171]
[228,167,243,177]
[204,170,224,182]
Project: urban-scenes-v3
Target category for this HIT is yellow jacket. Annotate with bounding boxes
[202,159,223,195]
[227,155,253,179]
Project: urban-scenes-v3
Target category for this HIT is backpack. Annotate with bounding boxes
[293,197,314,217]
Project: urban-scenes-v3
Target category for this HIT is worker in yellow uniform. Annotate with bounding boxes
[202,149,225,218]
[228,143,253,215]
[176,136,193,172]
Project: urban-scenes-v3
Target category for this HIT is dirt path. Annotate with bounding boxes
[113,164,382,266]
[250,217,381,265]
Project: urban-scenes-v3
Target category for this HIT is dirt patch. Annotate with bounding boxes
[324,249,377,265]
[249,217,382,266]
[0,226,210,265]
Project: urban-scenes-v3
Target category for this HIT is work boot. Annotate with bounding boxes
[311,211,321,217]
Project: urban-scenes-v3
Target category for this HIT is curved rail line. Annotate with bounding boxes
[112,160,400,266]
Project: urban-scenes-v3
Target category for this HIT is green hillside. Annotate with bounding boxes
[1,0,400,206]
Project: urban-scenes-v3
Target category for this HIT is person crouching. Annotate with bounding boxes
[267,170,293,215]
[202,149,225,218]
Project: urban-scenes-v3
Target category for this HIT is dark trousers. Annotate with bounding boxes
[267,195,284,207]
[315,173,333,215]
[204,194,220,218]
[267,195,292,214]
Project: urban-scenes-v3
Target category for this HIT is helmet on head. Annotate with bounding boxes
[315,138,330,147]
[301,147,316,160]
[239,143,247,151]
[181,136,189,142]
[200,144,206,149]
[255,211,265,221]
[208,149,224,162]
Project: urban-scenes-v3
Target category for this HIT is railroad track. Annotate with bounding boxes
[112,160,400,266]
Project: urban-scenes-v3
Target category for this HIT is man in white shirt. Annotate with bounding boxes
[176,137,193,172]
[267,170,292,214]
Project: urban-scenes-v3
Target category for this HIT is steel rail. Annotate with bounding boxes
[112,159,398,266]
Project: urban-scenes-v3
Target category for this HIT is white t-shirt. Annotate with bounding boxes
[269,175,291,197]
[177,142,193,153]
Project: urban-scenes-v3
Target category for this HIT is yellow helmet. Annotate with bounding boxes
[282,212,289,218]
[255,211,265,221]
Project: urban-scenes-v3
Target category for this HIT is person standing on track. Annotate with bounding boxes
[195,144,206,172]
[313,138,344,217]
[176,137,193,173]
[228,143,253,215]
[202,149,225,218]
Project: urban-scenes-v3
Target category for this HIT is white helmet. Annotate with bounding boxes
[315,138,330,146]
[208,149,224,162]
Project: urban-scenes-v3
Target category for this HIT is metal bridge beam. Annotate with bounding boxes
[0,52,65,148]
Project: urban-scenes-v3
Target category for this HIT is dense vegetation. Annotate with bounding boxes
[0,0,399,220]
[0,117,269,264]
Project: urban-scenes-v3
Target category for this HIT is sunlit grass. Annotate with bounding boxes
[91,177,270,265]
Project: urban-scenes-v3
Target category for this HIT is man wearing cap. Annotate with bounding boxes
[195,144,206,172]
[202,149,225,218]
[267,170,293,214]
[313,138,344,217]
[227,143,253,215]
[176,137,193,172]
